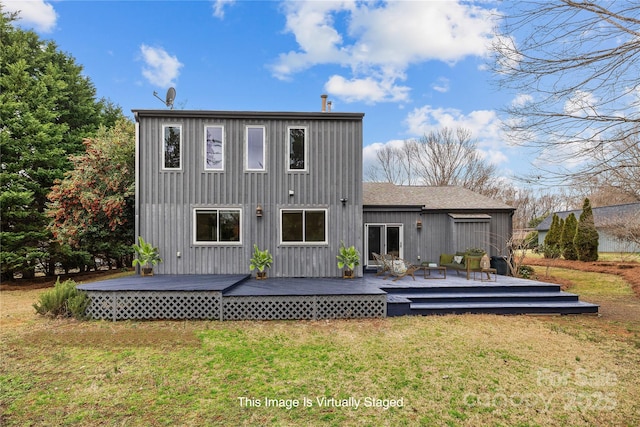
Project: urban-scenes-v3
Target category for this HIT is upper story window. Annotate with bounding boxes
[194,208,242,244]
[281,208,327,244]
[288,127,307,172]
[163,124,182,170]
[204,125,224,171]
[246,126,265,171]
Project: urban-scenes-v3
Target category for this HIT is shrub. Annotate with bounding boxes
[33,278,89,319]
[518,265,535,279]
[561,213,578,260]
[575,198,599,262]
[543,214,562,258]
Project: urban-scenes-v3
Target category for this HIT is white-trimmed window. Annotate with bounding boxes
[287,126,307,172]
[204,125,224,171]
[281,209,327,244]
[246,126,265,171]
[194,208,242,244]
[162,124,182,170]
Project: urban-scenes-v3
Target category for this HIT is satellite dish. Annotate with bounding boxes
[166,87,176,109]
[152,87,176,109]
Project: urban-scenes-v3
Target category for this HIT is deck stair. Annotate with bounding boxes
[383,282,599,316]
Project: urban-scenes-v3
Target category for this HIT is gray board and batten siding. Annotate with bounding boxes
[133,110,364,278]
[362,183,514,267]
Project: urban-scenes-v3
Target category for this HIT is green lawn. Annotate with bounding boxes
[534,267,634,297]
[1,275,639,426]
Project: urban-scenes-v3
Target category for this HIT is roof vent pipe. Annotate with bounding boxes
[321,94,328,112]
[327,101,332,112]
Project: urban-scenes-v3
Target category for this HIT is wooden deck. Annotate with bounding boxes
[77,271,598,320]
[77,274,249,291]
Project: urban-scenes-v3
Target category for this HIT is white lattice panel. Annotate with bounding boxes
[85,291,385,321]
[317,295,386,319]
[84,291,222,320]
[223,295,386,320]
[223,296,316,320]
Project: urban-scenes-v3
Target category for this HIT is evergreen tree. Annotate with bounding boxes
[561,213,578,260]
[574,198,599,262]
[543,213,561,258]
[0,10,121,280]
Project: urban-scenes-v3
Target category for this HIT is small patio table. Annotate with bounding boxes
[420,263,447,279]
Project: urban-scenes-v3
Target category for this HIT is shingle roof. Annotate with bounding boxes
[362,182,514,210]
[536,202,640,231]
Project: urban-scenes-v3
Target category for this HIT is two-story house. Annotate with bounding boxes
[133,106,364,278]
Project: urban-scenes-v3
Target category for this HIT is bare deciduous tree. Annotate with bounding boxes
[369,127,500,196]
[492,1,640,186]
[414,128,498,196]
[582,133,640,202]
[599,210,640,252]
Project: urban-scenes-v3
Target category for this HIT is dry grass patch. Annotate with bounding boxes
[2,311,639,426]
[2,271,640,426]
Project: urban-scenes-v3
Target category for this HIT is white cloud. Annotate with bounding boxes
[212,0,235,19]
[564,90,599,117]
[139,45,183,87]
[432,77,450,94]
[511,93,533,107]
[493,34,521,75]
[2,0,57,32]
[325,75,409,104]
[404,105,508,165]
[272,0,498,104]
[406,106,501,141]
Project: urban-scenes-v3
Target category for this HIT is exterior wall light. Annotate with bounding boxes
[417,219,422,229]
[256,204,263,217]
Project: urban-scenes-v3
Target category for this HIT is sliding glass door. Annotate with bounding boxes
[365,224,403,266]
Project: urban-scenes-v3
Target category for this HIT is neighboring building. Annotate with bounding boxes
[363,183,515,268]
[133,107,515,278]
[133,108,364,278]
[536,202,640,253]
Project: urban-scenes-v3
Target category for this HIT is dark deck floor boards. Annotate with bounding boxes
[77,274,249,292]
[224,277,386,296]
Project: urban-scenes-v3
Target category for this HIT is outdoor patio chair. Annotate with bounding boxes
[384,256,419,282]
[372,252,393,277]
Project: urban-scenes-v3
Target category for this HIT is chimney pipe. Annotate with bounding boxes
[321,94,328,112]
[327,101,332,112]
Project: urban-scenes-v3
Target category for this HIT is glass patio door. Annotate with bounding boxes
[365,224,403,266]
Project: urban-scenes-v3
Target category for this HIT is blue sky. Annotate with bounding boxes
[4,0,530,182]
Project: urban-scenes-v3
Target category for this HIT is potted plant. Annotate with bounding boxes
[249,244,273,279]
[337,241,360,279]
[132,236,162,276]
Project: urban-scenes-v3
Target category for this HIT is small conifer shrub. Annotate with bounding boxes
[33,278,89,319]
[575,198,599,262]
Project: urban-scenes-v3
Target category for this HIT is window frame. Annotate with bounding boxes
[162,124,182,171]
[203,125,225,171]
[245,125,266,172]
[287,126,308,172]
[279,208,328,245]
[193,207,243,245]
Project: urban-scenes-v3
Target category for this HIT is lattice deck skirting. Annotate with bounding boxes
[83,291,386,321]
[223,295,386,320]
[84,291,223,321]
